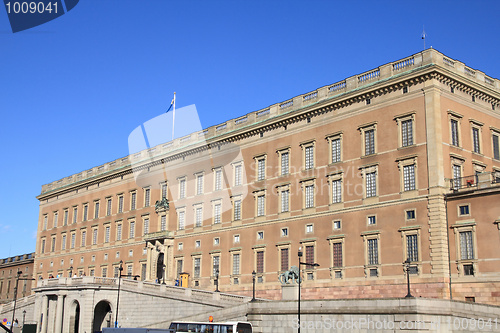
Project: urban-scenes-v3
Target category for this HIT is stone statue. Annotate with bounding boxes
[278,266,301,285]
[155,197,169,212]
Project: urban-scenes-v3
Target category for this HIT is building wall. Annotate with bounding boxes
[34,49,500,305]
[0,253,35,304]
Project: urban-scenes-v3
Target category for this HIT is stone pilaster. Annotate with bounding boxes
[423,82,450,277]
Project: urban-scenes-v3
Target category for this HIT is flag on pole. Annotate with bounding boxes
[165,92,176,140]
[166,96,175,113]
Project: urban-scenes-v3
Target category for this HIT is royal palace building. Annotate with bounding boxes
[35,49,500,305]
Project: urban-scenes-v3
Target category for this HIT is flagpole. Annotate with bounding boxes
[172,92,176,141]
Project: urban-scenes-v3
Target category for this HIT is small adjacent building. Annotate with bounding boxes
[0,253,35,303]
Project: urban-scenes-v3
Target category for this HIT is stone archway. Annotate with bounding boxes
[156,252,164,282]
[92,300,112,332]
[69,301,80,333]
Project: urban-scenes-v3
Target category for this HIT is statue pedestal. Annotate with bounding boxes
[281,284,299,300]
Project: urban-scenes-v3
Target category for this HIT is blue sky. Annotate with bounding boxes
[1,0,499,257]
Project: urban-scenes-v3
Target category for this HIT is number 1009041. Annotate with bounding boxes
[5,2,58,14]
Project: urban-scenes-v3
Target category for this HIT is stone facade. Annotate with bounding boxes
[34,49,500,306]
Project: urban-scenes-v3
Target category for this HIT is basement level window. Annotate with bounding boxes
[459,205,470,216]
[464,264,474,276]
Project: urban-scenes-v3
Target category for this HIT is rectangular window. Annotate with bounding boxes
[213,256,220,276]
[129,221,135,238]
[93,229,98,245]
[106,199,112,216]
[451,119,459,146]
[71,234,75,249]
[366,172,377,197]
[131,192,137,210]
[196,174,204,195]
[453,165,462,190]
[41,239,45,253]
[144,188,150,207]
[280,190,289,213]
[281,248,289,271]
[43,215,47,230]
[367,239,378,265]
[305,146,314,170]
[460,231,474,260]
[176,260,183,279]
[102,268,107,278]
[234,164,242,186]
[105,226,110,243]
[256,251,264,273]
[232,253,240,275]
[214,204,221,224]
[332,179,342,203]
[281,152,289,176]
[161,215,167,231]
[493,133,500,160]
[194,258,201,278]
[118,196,124,213]
[368,216,376,225]
[331,138,341,163]
[472,127,480,153]
[179,179,186,199]
[215,169,222,191]
[161,183,168,199]
[54,212,58,227]
[143,218,149,235]
[403,164,416,191]
[406,234,418,262]
[401,119,413,147]
[257,195,265,216]
[459,205,470,216]
[63,210,68,226]
[305,185,314,208]
[305,245,314,264]
[81,231,86,247]
[234,200,241,221]
[365,129,375,155]
[51,237,56,252]
[257,158,265,181]
[332,242,342,267]
[94,202,99,219]
[73,207,78,224]
[195,207,203,227]
[178,211,185,230]
[61,235,66,250]
[117,224,122,241]
[83,205,88,221]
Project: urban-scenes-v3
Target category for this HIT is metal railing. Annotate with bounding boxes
[449,172,500,191]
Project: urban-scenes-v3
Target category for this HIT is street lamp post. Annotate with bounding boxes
[214,270,220,293]
[404,259,414,298]
[297,246,319,333]
[297,247,302,333]
[22,310,26,328]
[10,270,22,332]
[114,260,123,328]
[162,264,166,284]
[251,271,256,301]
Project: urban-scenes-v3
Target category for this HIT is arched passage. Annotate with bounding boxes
[92,300,112,332]
[156,252,164,282]
[69,301,80,333]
